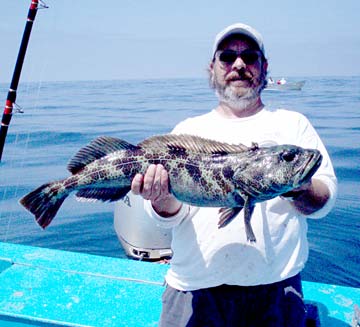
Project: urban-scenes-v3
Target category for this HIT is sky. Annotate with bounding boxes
[0,0,359,82]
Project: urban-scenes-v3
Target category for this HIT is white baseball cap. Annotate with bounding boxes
[212,23,265,58]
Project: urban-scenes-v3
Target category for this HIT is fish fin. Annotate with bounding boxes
[218,207,243,228]
[68,136,139,174]
[243,196,256,243]
[138,134,248,155]
[75,186,131,202]
[19,181,68,229]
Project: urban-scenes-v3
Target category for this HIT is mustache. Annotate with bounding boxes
[225,71,253,82]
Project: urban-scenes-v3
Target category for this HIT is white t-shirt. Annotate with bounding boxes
[145,107,337,291]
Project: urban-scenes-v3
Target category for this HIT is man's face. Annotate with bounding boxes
[210,36,267,103]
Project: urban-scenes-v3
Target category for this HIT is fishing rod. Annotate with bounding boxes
[0,0,48,162]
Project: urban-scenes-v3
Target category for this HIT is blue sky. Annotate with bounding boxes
[0,0,359,82]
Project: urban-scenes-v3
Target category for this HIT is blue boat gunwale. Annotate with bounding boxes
[0,242,167,327]
[0,242,359,326]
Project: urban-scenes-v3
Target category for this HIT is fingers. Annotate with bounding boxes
[152,165,169,201]
[132,164,182,217]
[142,164,158,200]
[131,173,144,195]
[160,169,170,195]
[131,164,170,201]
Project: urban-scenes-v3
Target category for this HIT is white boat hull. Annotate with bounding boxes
[266,80,305,91]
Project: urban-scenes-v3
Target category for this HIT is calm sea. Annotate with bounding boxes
[0,77,359,288]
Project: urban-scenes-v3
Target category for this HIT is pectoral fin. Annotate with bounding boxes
[244,196,256,243]
[218,207,243,228]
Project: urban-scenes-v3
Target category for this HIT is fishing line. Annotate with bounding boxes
[1,82,39,241]
[2,81,45,243]
[1,0,49,242]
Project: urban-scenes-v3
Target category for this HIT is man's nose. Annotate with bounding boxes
[232,57,246,70]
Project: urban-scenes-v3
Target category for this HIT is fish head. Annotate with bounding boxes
[233,144,323,200]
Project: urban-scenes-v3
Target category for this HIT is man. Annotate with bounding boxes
[132,23,337,327]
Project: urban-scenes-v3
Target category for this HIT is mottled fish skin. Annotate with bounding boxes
[19,134,322,242]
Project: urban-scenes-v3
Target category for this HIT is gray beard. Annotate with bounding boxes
[215,84,262,111]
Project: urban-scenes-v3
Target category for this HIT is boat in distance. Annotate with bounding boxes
[266,80,306,91]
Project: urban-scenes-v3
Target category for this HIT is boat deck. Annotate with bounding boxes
[0,242,358,326]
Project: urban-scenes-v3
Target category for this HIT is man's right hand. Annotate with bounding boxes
[131,164,182,217]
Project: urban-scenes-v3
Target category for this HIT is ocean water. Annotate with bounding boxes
[0,77,359,288]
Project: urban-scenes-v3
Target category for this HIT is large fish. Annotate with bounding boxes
[20,134,322,242]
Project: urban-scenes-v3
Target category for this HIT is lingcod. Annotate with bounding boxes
[20,134,322,242]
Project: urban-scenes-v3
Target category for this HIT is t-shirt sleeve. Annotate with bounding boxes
[294,113,338,218]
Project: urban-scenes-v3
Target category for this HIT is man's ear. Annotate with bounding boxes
[207,62,215,85]
[262,59,268,73]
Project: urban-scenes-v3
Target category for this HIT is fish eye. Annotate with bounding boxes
[281,150,296,162]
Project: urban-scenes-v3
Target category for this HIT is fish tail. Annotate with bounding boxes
[19,180,68,229]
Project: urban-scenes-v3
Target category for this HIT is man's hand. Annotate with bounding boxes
[131,164,182,217]
[282,178,330,215]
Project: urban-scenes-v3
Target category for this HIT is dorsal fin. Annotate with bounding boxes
[138,134,248,154]
[67,136,139,174]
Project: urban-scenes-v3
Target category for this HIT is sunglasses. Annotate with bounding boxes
[217,49,261,65]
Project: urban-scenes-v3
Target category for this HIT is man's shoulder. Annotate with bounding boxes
[264,107,308,123]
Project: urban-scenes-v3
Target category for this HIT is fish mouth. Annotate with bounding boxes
[294,150,323,186]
